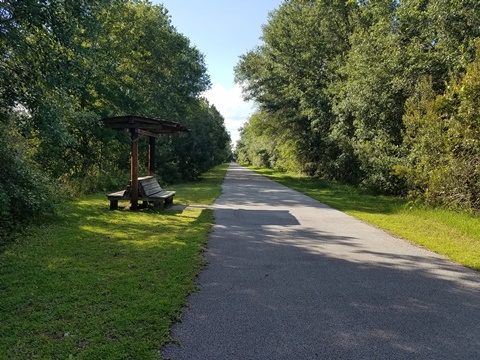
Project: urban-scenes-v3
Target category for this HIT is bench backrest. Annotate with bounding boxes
[138,176,163,197]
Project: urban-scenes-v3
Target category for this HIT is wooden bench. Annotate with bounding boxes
[107,176,175,210]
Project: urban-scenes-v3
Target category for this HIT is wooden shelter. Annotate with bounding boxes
[102,115,189,210]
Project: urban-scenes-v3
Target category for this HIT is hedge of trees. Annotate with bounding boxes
[0,0,231,238]
[235,0,480,210]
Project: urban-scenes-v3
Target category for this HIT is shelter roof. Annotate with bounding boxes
[102,115,189,137]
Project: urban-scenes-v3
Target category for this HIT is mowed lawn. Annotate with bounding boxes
[0,164,228,359]
[250,166,480,271]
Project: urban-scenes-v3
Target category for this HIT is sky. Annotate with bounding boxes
[153,0,283,145]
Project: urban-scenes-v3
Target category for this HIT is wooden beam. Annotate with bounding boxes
[108,123,184,132]
[139,129,160,138]
[148,136,156,176]
[130,129,139,210]
[102,116,190,134]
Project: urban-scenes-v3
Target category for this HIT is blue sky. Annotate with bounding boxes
[153,0,283,144]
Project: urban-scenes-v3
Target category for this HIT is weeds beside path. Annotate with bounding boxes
[250,166,480,271]
[0,163,228,359]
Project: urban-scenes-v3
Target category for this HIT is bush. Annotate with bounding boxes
[400,44,480,210]
[0,120,58,244]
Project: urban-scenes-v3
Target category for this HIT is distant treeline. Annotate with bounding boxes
[235,0,480,210]
[0,1,231,237]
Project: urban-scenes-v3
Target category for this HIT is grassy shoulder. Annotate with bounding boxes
[0,163,229,359]
[249,166,480,271]
[173,162,229,205]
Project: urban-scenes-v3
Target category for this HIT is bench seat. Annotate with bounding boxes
[107,190,130,200]
[107,176,175,210]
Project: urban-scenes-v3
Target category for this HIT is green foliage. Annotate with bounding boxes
[155,99,231,184]
[236,112,278,168]
[0,116,58,242]
[401,45,480,209]
[0,0,231,235]
[236,0,480,206]
[332,15,408,192]
[397,76,447,202]
[235,0,354,177]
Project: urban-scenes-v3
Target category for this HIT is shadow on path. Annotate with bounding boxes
[162,163,480,360]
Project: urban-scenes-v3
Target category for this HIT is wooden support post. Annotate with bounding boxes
[148,136,156,176]
[110,200,119,210]
[130,129,139,210]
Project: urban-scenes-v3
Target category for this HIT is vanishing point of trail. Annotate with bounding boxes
[162,163,480,359]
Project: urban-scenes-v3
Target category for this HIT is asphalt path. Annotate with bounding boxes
[162,163,480,359]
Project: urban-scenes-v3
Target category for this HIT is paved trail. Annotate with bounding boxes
[162,163,480,359]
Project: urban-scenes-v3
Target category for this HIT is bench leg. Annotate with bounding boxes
[110,200,119,210]
[165,196,174,205]
[152,200,164,209]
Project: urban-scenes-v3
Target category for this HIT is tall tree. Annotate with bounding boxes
[0,0,231,234]
[236,0,354,176]
[400,44,480,209]
[237,0,480,198]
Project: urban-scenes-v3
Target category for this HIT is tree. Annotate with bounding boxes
[236,0,354,177]
[331,4,408,193]
[158,99,231,184]
[400,44,480,209]
[0,0,231,235]
[237,0,480,198]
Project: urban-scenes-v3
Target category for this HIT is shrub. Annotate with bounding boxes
[0,119,58,244]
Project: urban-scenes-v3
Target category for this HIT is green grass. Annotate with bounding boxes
[173,163,229,205]
[249,166,480,271]
[0,163,228,359]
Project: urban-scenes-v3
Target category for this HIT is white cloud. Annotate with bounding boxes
[203,83,256,145]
